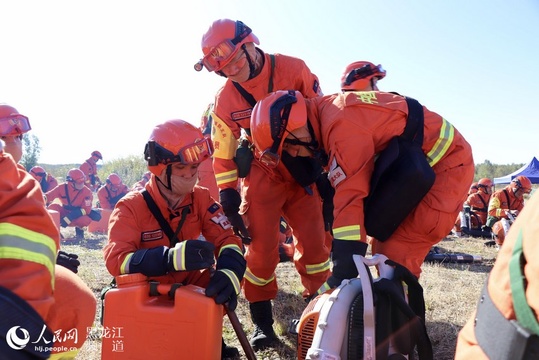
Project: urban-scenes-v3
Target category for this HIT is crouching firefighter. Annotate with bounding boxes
[103,119,246,359]
[456,190,539,359]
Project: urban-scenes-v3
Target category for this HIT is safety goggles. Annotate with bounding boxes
[194,21,253,72]
[343,64,385,86]
[145,137,214,166]
[0,115,31,136]
[259,91,297,168]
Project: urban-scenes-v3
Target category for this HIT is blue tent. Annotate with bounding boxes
[493,157,539,184]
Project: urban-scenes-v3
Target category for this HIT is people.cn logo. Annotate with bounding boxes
[6,326,31,350]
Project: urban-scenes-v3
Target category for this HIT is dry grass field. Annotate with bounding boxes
[63,227,498,360]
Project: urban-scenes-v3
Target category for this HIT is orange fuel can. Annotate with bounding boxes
[101,273,223,359]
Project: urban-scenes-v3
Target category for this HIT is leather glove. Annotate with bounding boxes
[205,247,246,311]
[56,251,80,273]
[316,173,335,232]
[219,188,251,244]
[316,239,368,295]
[167,240,215,271]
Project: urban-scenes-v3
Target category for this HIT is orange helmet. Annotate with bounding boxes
[30,166,47,178]
[142,171,151,181]
[92,150,103,160]
[200,103,214,136]
[106,173,122,186]
[511,175,532,194]
[340,61,386,91]
[0,104,31,136]
[477,178,493,193]
[66,168,86,187]
[469,182,479,193]
[195,19,259,72]
[144,119,214,176]
[251,90,307,168]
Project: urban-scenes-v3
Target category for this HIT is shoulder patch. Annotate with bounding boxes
[328,157,346,188]
[141,229,163,242]
[231,108,252,122]
[208,203,220,214]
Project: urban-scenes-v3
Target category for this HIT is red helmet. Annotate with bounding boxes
[251,90,307,168]
[144,119,214,176]
[511,175,532,194]
[106,173,122,186]
[477,178,493,193]
[340,61,386,91]
[196,19,260,72]
[92,150,103,160]
[469,182,479,193]
[66,168,86,185]
[142,171,151,181]
[0,104,31,136]
[30,166,47,178]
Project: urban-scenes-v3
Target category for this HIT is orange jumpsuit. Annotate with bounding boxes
[46,182,94,228]
[0,152,96,358]
[79,157,100,191]
[97,183,129,210]
[211,50,330,301]
[455,191,539,358]
[487,185,525,222]
[306,91,474,278]
[464,189,491,228]
[37,173,59,193]
[103,178,243,287]
[197,103,220,201]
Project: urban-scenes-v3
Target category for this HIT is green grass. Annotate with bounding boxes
[66,228,498,360]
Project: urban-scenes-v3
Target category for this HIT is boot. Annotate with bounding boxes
[249,301,278,351]
[75,227,85,240]
[221,338,239,359]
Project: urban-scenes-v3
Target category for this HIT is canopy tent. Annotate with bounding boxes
[493,157,539,184]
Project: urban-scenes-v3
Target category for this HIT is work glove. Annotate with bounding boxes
[316,173,335,232]
[219,188,252,244]
[60,207,86,227]
[167,240,215,271]
[205,247,246,311]
[56,251,80,273]
[315,239,368,295]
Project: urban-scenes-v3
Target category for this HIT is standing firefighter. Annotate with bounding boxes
[103,119,246,358]
[250,90,474,285]
[195,18,331,349]
[80,150,103,191]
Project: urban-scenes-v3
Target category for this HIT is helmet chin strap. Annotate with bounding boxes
[156,165,173,191]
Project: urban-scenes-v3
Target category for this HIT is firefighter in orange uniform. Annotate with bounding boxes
[79,150,102,191]
[103,119,246,358]
[194,19,331,349]
[46,168,96,241]
[485,175,531,246]
[250,90,474,285]
[455,190,539,359]
[97,173,129,210]
[340,61,386,92]
[130,171,151,192]
[30,165,59,192]
[0,104,96,359]
[197,102,220,200]
[459,178,494,234]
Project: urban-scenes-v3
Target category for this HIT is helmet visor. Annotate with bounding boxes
[146,137,214,166]
[200,40,238,72]
[0,115,31,136]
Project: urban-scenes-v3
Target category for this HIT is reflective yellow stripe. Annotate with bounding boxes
[0,223,57,288]
[426,118,454,167]
[218,243,243,257]
[215,169,238,186]
[317,282,332,295]
[120,253,133,274]
[305,258,331,275]
[244,267,275,287]
[220,269,241,294]
[333,225,361,241]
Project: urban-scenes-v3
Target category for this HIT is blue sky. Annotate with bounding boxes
[1,0,538,165]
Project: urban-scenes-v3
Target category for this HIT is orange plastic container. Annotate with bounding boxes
[47,209,61,233]
[101,273,223,359]
[88,208,112,234]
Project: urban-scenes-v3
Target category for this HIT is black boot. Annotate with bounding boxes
[221,338,239,359]
[75,227,85,240]
[249,301,278,351]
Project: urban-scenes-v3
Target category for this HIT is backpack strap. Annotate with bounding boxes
[402,96,425,146]
[141,189,190,247]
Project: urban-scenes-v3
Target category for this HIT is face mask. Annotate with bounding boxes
[74,182,85,190]
[170,174,198,195]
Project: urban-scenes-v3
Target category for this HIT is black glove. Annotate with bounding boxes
[56,251,80,273]
[205,247,246,311]
[61,207,85,227]
[167,240,215,271]
[316,173,335,232]
[316,239,368,295]
[219,188,251,244]
[89,209,102,221]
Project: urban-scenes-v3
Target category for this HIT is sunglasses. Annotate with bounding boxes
[0,115,31,136]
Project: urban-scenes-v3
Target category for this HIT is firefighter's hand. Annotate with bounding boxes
[168,240,215,271]
[56,251,80,273]
[220,188,251,244]
[315,239,368,295]
[205,248,245,311]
